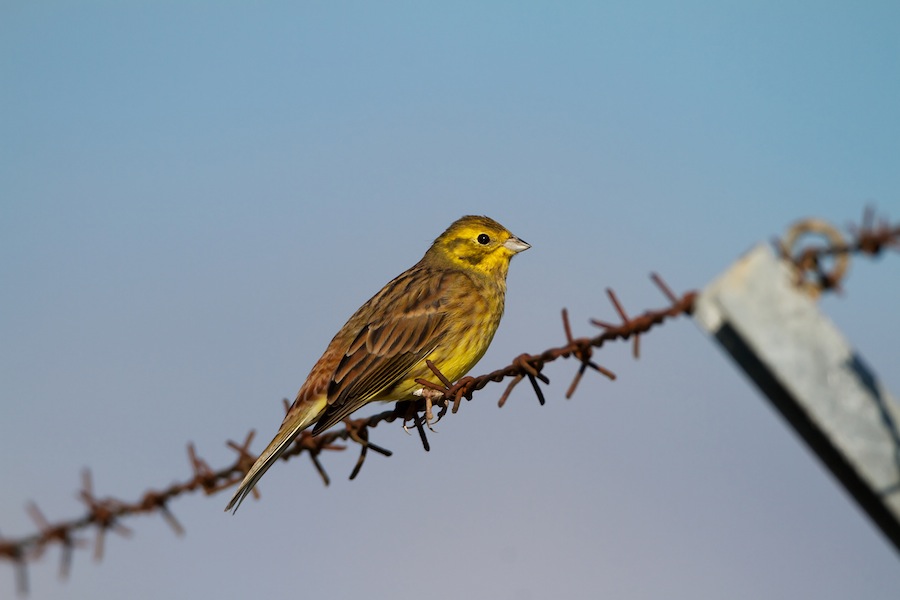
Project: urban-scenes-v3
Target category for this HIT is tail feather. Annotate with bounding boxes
[225,399,326,513]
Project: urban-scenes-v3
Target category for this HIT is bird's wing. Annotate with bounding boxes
[312,269,454,434]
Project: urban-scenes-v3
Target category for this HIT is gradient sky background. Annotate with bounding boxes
[2,2,899,599]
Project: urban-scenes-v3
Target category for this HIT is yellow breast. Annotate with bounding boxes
[391,274,505,399]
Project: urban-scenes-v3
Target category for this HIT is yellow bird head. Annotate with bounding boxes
[425,215,530,278]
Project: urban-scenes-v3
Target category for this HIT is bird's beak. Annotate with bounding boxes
[503,235,531,254]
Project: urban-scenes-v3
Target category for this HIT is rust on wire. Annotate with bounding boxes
[25,502,85,580]
[778,207,900,297]
[0,534,27,596]
[2,211,897,596]
[561,308,616,400]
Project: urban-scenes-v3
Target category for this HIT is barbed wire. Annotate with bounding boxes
[2,211,897,595]
[777,206,900,295]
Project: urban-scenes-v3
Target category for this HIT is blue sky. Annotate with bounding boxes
[2,2,899,598]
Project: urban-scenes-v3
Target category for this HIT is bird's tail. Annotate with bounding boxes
[225,397,327,513]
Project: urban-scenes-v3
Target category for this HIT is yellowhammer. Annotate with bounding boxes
[226,215,529,512]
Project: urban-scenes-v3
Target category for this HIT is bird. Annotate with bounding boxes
[225,215,530,513]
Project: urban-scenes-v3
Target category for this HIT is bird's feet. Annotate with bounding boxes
[408,386,449,432]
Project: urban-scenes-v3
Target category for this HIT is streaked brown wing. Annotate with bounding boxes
[311,268,454,434]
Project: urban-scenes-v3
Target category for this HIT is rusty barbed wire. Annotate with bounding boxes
[2,211,898,595]
[777,206,900,296]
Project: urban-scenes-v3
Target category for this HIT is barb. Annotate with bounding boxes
[2,211,897,595]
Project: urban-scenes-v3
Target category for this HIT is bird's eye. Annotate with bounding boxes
[477,233,491,245]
